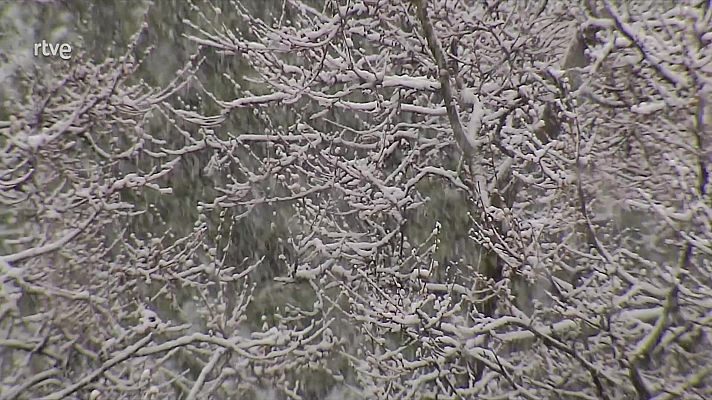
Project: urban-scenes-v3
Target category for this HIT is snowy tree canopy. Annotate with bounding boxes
[1,0,711,399]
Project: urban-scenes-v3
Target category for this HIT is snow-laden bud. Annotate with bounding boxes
[140,368,151,383]
[136,307,160,333]
[146,385,159,399]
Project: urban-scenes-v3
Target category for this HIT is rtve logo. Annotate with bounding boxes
[34,40,72,60]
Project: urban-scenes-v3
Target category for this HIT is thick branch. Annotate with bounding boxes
[414,0,473,157]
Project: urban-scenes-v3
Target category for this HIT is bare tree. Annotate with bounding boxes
[2,0,710,399]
